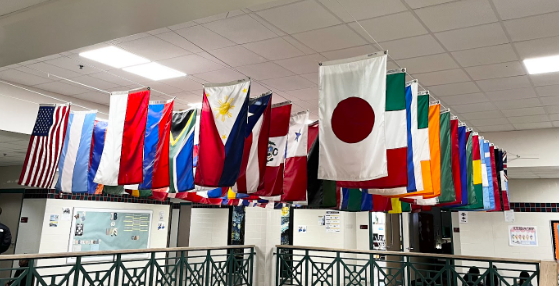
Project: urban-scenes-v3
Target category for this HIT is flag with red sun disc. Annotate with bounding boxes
[318,53,388,181]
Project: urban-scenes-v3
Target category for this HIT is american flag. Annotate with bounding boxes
[19,104,70,188]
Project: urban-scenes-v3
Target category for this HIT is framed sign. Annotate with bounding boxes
[551,221,559,260]
[508,225,537,246]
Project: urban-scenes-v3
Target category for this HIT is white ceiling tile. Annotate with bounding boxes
[300,73,319,84]
[110,33,150,45]
[193,10,245,24]
[287,87,319,101]
[504,12,559,42]
[174,25,236,51]
[502,107,546,117]
[192,69,245,84]
[465,61,526,81]
[318,0,407,22]
[507,114,549,123]
[415,0,497,32]
[117,36,190,61]
[168,22,198,31]
[247,0,299,11]
[441,93,488,105]
[158,54,224,75]
[155,32,203,54]
[544,105,559,114]
[70,75,119,90]
[0,69,52,86]
[203,15,277,44]
[160,77,203,92]
[320,45,378,61]
[208,46,267,67]
[0,0,48,17]
[476,75,531,92]
[536,85,559,97]
[33,81,89,95]
[552,120,559,127]
[413,69,469,86]
[451,102,496,113]
[70,92,110,105]
[26,62,82,79]
[451,44,518,67]
[275,54,327,74]
[435,23,508,51]
[404,0,455,9]
[261,75,315,91]
[292,25,367,53]
[514,36,559,59]
[530,73,559,87]
[248,14,287,37]
[243,37,305,61]
[540,96,559,106]
[148,83,183,94]
[43,55,102,75]
[282,36,316,54]
[485,87,537,101]
[348,12,428,42]
[256,1,341,34]
[476,124,515,132]
[88,71,135,86]
[236,62,294,80]
[458,111,505,120]
[470,117,510,126]
[397,53,458,74]
[512,122,552,130]
[496,98,542,110]
[380,35,445,60]
[492,0,559,20]
[147,27,172,35]
[428,82,480,97]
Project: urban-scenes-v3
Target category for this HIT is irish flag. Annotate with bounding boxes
[319,52,388,181]
[94,88,150,186]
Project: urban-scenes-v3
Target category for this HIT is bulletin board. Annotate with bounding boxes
[68,208,152,261]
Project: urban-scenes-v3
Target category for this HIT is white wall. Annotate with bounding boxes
[0,165,25,189]
[38,199,170,255]
[189,208,229,247]
[356,212,370,251]
[14,199,47,255]
[509,179,559,202]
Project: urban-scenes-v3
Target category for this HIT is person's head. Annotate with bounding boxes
[467,267,480,280]
[18,259,29,267]
[519,271,530,285]
[0,207,3,216]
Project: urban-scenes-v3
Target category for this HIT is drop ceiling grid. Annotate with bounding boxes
[1,0,559,129]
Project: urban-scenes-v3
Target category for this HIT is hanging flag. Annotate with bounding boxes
[439,118,462,206]
[19,104,71,188]
[479,137,490,209]
[468,134,484,209]
[458,126,468,205]
[337,188,373,212]
[338,71,407,194]
[254,102,292,198]
[88,120,108,194]
[169,109,197,193]
[371,194,392,212]
[94,89,150,186]
[195,79,250,187]
[282,111,309,201]
[437,112,455,203]
[500,150,511,210]
[405,81,424,193]
[306,125,322,207]
[413,103,441,203]
[489,145,502,211]
[319,52,388,181]
[483,140,496,210]
[139,99,173,190]
[55,110,97,193]
[388,198,411,214]
[235,93,272,194]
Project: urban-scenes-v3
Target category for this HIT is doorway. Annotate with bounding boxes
[0,190,24,279]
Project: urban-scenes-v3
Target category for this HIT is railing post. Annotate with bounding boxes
[148,252,155,286]
[488,261,493,286]
[249,247,254,286]
[205,250,211,286]
[369,254,374,286]
[336,251,341,286]
[73,256,81,286]
[305,249,309,286]
[446,258,451,286]
[275,248,280,286]
[406,256,410,286]
[114,254,121,286]
[25,258,34,286]
[179,250,185,286]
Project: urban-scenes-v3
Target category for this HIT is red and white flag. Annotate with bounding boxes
[94,89,150,186]
[282,111,309,201]
[19,104,70,188]
[254,102,292,198]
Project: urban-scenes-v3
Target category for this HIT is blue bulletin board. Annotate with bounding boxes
[68,208,152,261]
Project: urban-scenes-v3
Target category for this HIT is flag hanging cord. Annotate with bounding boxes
[0,79,108,116]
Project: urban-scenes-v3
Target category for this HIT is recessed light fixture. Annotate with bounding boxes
[123,62,186,81]
[523,55,559,74]
[79,46,150,68]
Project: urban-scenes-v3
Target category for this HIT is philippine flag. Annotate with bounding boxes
[235,92,272,194]
[194,79,250,187]
[94,88,150,186]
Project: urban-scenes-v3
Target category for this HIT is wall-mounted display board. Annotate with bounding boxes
[68,208,153,262]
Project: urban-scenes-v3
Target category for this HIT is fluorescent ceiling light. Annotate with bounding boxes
[79,46,150,68]
[188,102,202,108]
[524,55,559,74]
[123,62,186,81]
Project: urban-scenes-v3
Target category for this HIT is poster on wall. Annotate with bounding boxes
[68,208,153,262]
[508,225,537,246]
[551,221,559,260]
[325,211,340,233]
